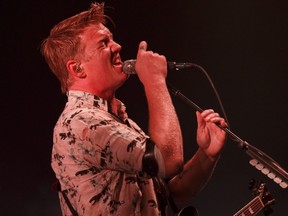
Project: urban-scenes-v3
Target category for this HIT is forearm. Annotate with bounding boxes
[144,81,184,177]
[168,147,219,203]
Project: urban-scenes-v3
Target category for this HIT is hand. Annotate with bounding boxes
[135,41,167,86]
[196,109,227,160]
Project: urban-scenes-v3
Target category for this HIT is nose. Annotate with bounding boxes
[110,41,122,53]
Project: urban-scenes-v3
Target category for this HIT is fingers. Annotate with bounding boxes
[200,109,215,120]
[199,109,228,127]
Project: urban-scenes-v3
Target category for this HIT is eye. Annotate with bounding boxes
[100,40,108,47]
[99,37,111,48]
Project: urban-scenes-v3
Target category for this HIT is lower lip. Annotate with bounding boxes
[113,64,124,72]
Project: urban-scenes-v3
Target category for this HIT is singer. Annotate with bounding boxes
[41,2,227,216]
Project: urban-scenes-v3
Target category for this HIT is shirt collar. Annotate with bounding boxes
[67,90,128,122]
[67,90,109,112]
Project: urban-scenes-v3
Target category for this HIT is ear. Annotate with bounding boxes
[66,60,86,78]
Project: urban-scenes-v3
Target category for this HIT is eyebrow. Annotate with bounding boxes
[97,30,113,42]
[98,25,113,37]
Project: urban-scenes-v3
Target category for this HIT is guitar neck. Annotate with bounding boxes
[233,196,264,216]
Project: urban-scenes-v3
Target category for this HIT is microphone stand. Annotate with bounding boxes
[167,83,288,189]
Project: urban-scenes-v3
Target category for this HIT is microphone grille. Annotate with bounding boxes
[122,60,137,75]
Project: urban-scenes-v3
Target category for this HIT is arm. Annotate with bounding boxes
[168,109,227,202]
[135,41,184,178]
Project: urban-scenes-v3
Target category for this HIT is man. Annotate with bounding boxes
[41,2,227,215]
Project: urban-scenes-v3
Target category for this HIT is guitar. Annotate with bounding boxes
[176,180,274,216]
[176,205,199,216]
[158,177,274,216]
[233,181,275,216]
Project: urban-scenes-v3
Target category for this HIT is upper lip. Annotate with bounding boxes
[112,54,122,66]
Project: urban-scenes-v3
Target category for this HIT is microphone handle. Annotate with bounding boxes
[168,62,194,70]
[122,59,194,74]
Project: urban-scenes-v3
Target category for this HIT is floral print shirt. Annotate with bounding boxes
[51,91,165,216]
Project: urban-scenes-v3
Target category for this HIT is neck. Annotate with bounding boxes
[233,196,264,216]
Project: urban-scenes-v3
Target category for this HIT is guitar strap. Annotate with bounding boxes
[143,139,181,215]
[153,178,200,216]
[153,177,181,215]
[52,180,79,216]
[167,190,181,214]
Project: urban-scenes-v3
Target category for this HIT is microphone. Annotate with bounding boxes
[122,59,194,75]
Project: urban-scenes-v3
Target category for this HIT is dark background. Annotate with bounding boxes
[1,0,287,215]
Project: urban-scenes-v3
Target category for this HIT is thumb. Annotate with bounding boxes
[138,41,147,53]
[196,111,205,130]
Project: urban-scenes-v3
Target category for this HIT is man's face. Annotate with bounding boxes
[79,24,128,94]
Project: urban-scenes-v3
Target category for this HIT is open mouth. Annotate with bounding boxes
[112,55,122,67]
[113,59,122,67]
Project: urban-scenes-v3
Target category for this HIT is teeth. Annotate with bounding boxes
[114,60,121,65]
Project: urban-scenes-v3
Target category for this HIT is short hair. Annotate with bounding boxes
[41,2,108,93]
